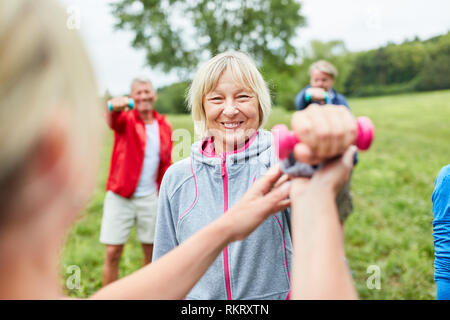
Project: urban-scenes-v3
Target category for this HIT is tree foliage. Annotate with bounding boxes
[111,0,306,75]
[342,32,450,97]
[111,0,450,113]
[154,81,190,114]
[264,39,350,110]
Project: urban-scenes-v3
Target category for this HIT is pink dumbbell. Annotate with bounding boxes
[272,116,375,160]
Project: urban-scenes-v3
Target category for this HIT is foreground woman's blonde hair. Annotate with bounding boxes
[0,0,101,222]
[187,51,272,137]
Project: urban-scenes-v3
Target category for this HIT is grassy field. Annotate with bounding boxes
[62,89,450,299]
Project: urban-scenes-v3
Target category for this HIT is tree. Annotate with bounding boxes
[111,0,306,76]
[155,81,190,114]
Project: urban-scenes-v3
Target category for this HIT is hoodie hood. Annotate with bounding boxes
[191,129,275,169]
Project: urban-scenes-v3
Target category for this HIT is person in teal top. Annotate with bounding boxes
[433,164,450,300]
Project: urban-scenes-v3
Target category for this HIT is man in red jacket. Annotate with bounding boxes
[100,77,173,286]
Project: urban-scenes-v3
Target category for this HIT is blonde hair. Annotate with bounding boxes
[0,0,101,211]
[187,51,271,137]
[309,60,338,78]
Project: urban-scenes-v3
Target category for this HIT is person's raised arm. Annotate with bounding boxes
[90,165,290,299]
[104,96,131,131]
[284,105,359,299]
[290,146,358,299]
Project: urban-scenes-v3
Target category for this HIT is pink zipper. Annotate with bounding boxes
[221,154,232,300]
[198,134,259,300]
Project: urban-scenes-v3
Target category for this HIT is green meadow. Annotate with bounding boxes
[62,89,450,299]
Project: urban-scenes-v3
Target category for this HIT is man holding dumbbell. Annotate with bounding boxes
[101,77,173,286]
[294,60,349,110]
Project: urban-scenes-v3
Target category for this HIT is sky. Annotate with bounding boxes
[58,0,450,96]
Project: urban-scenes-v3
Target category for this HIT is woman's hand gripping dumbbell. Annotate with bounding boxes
[107,97,135,113]
[272,107,374,177]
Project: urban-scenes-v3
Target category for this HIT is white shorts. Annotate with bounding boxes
[100,191,158,245]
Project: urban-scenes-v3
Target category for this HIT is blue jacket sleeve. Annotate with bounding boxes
[336,93,349,108]
[433,165,450,221]
[294,88,308,111]
[437,279,450,300]
[433,165,450,299]
[152,173,179,262]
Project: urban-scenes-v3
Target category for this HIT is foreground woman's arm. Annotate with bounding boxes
[90,165,290,300]
[290,146,358,300]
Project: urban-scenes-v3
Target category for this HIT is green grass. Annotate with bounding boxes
[62,89,450,299]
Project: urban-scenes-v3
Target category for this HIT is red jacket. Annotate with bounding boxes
[105,108,172,198]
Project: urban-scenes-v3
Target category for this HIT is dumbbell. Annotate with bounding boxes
[304,89,329,105]
[107,98,134,112]
[272,116,374,177]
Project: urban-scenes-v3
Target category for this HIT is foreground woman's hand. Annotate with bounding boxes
[224,164,291,242]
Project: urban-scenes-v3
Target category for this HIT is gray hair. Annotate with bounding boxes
[309,60,338,78]
[130,76,153,92]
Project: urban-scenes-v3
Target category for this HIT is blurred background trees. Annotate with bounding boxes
[112,0,450,113]
[112,0,305,74]
[112,0,305,112]
[341,33,450,97]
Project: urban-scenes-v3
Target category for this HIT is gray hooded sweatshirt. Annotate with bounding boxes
[153,129,292,300]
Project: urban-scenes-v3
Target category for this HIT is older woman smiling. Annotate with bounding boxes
[152,51,356,300]
[203,67,262,153]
